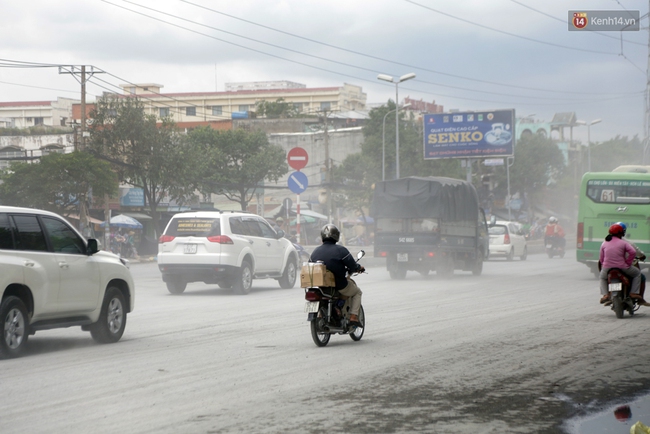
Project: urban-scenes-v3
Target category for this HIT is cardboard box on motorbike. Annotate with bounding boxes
[300,262,335,287]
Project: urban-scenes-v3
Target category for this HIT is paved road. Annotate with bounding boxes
[2,251,649,433]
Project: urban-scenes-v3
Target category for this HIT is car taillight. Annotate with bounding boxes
[207,235,234,244]
[503,234,510,244]
[577,222,584,249]
[305,290,321,301]
[159,235,175,243]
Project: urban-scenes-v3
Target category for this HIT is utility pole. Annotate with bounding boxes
[321,110,333,224]
[59,65,105,238]
[645,1,650,163]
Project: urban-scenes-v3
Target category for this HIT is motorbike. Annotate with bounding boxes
[605,256,646,319]
[545,235,565,258]
[292,242,311,264]
[303,250,366,347]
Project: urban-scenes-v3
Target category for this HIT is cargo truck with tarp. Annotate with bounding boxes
[371,176,489,279]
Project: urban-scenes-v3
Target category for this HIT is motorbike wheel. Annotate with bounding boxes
[350,305,365,341]
[547,250,554,259]
[310,307,331,347]
[612,294,625,319]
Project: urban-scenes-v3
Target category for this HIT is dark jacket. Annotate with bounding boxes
[310,240,360,290]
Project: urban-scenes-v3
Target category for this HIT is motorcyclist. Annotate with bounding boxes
[615,221,647,302]
[309,224,364,326]
[544,216,565,250]
[598,223,645,306]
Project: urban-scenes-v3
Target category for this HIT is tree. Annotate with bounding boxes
[87,95,198,235]
[331,103,465,218]
[255,98,298,119]
[187,127,288,211]
[0,151,118,220]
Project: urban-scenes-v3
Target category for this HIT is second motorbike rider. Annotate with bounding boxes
[599,223,646,306]
[310,224,365,326]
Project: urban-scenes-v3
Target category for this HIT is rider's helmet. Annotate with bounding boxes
[320,224,340,243]
[549,216,558,224]
[609,224,625,237]
[615,221,627,236]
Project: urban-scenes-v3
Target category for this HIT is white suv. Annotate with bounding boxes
[0,206,135,359]
[157,211,299,295]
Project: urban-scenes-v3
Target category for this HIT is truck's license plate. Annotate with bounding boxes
[397,253,408,262]
[184,244,197,254]
[305,301,319,313]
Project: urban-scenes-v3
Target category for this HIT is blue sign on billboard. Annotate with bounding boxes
[287,171,308,194]
[120,187,145,206]
[423,109,515,159]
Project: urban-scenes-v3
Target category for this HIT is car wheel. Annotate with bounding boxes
[166,279,187,294]
[279,256,298,289]
[506,248,514,261]
[520,246,528,261]
[232,260,253,295]
[0,296,29,359]
[90,287,127,344]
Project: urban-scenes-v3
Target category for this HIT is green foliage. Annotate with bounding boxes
[87,95,198,234]
[0,151,117,215]
[255,98,298,119]
[589,135,643,172]
[488,135,565,211]
[0,126,73,136]
[186,127,289,210]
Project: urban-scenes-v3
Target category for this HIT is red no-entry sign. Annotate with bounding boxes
[287,147,308,170]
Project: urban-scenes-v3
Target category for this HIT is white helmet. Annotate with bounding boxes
[549,216,558,224]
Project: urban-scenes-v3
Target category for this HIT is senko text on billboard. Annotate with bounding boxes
[423,109,515,159]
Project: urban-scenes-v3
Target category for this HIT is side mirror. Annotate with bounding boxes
[276,229,285,239]
[87,238,99,255]
[357,250,365,260]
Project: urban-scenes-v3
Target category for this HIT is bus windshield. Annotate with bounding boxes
[586,179,650,204]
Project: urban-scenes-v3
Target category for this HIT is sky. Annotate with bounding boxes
[0,0,647,144]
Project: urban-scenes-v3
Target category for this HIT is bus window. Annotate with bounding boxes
[586,180,650,204]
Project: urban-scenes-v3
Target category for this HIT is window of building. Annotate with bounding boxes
[320,102,331,110]
[212,106,223,116]
[186,106,196,116]
[34,117,44,126]
[293,103,303,112]
[160,107,170,117]
[41,145,64,156]
[238,105,250,113]
[60,117,67,127]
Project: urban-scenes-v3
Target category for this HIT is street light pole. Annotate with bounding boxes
[382,103,411,181]
[587,119,601,172]
[378,72,416,179]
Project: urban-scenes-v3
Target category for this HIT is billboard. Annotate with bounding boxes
[423,109,515,159]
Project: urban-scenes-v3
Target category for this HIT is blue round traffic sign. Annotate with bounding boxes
[288,171,308,194]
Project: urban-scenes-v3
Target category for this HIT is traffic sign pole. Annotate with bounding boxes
[296,194,301,245]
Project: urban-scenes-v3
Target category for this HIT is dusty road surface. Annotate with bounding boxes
[2,251,650,433]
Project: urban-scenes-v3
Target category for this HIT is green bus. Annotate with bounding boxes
[577,168,650,276]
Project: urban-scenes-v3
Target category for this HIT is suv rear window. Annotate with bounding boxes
[165,218,221,237]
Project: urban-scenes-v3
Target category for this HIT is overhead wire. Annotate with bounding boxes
[98,0,642,107]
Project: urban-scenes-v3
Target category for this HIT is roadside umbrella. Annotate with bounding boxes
[100,214,143,229]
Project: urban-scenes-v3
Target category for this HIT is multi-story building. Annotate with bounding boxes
[0,97,79,129]
[98,81,367,126]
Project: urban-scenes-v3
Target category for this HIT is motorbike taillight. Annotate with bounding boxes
[305,290,321,302]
